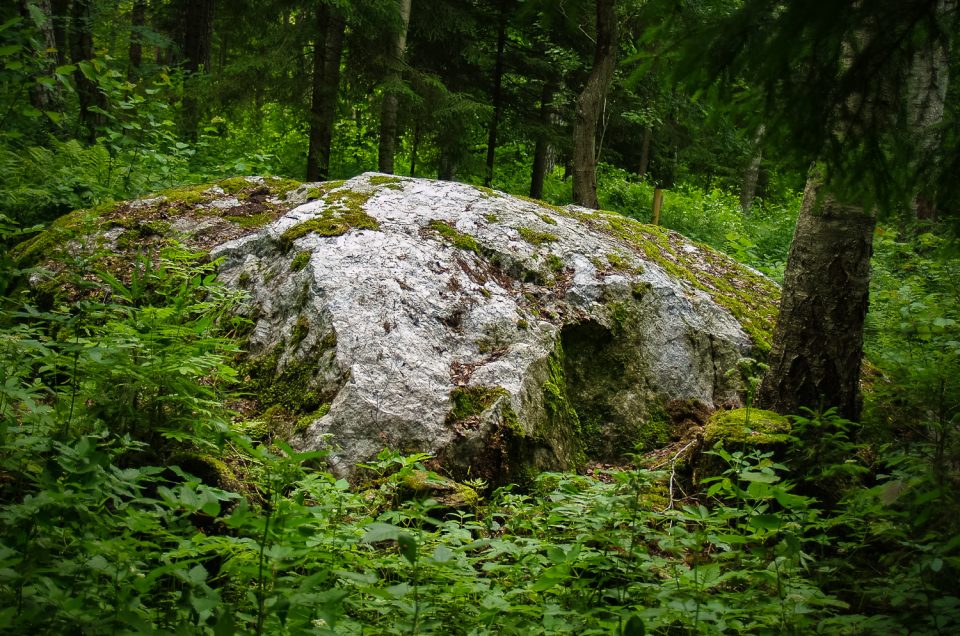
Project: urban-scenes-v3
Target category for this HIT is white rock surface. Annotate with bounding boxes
[207,173,779,480]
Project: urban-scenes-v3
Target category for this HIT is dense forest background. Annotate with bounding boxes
[1,0,959,634]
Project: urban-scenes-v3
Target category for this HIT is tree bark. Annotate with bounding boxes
[651,187,664,225]
[637,126,652,178]
[377,0,413,174]
[572,0,618,209]
[50,0,69,66]
[19,0,60,114]
[128,0,147,81]
[178,0,214,138]
[410,119,420,176]
[530,79,558,199]
[905,0,951,222]
[180,0,215,73]
[757,173,875,421]
[739,123,765,216]
[306,5,346,181]
[484,0,509,187]
[438,147,458,181]
[70,0,105,142]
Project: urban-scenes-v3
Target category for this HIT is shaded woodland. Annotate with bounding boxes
[1,1,959,633]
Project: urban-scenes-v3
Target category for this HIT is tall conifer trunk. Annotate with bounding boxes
[530,79,557,199]
[739,124,765,215]
[572,0,617,209]
[484,0,509,187]
[70,0,105,142]
[179,0,215,139]
[377,0,412,174]
[128,0,147,80]
[637,126,651,178]
[19,0,60,114]
[306,6,346,181]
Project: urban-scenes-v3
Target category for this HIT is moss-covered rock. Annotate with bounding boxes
[694,407,792,480]
[21,172,778,486]
[398,470,479,509]
[703,407,791,446]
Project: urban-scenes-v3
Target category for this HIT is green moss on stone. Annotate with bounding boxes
[541,341,586,468]
[12,206,102,265]
[546,253,564,272]
[264,176,302,198]
[291,315,310,348]
[484,213,499,223]
[596,213,779,355]
[319,329,337,349]
[399,470,479,508]
[217,177,253,194]
[539,213,558,225]
[168,452,241,491]
[240,346,327,415]
[514,194,569,218]
[517,226,559,246]
[368,175,403,190]
[428,219,481,254]
[295,403,331,433]
[290,250,311,272]
[634,405,672,452]
[305,180,346,202]
[279,190,380,252]
[225,213,273,229]
[472,185,500,199]
[160,182,218,205]
[704,408,791,446]
[448,386,508,422]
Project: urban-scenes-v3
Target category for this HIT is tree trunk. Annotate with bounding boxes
[377,0,413,174]
[530,79,558,199]
[438,148,458,181]
[409,119,420,177]
[484,0,509,187]
[19,0,60,114]
[306,6,346,181]
[739,124,765,216]
[757,173,875,421]
[50,0,69,65]
[128,0,147,81]
[638,126,651,178]
[180,0,215,73]
[572,0,618,209]
[70,0,105,142]
[905,0,951,222]
[179,0,215,138]
[651,187,664,225]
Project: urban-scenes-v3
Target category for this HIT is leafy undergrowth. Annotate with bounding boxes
[1,218,957,635]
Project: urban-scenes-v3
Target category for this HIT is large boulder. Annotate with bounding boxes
[17,173,780,482]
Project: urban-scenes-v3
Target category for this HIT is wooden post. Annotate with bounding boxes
[652,187,664,225]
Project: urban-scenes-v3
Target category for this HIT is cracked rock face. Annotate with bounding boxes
[207,173,780,481]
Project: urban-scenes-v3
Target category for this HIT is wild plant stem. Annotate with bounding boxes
[255,490,273,636]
